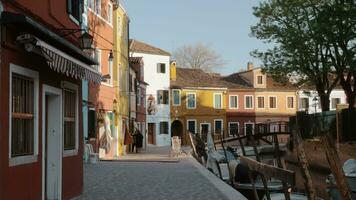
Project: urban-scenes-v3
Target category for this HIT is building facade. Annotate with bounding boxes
[129,57,148,149]
[113,4,130,156]
[130,39,171,146]
[170,66,250,145]
[0,1,101,199]
[87,0,117,158]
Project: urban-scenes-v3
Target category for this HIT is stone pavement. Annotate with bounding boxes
[76,146,247,200]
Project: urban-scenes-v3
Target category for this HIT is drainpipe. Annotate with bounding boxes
[127,18,131,132]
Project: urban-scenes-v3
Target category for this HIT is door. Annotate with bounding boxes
[200,123,210,142]
[148,123,155,145]
[245,123,254,136]
[42,85,62,200]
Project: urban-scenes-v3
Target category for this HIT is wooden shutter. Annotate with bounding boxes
[157,63,160,73]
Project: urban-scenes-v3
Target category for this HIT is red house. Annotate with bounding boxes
[0,1,100,200]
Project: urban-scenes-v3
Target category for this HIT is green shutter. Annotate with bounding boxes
[67,0,72,14]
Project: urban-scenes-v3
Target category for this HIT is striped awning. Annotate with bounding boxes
[36,39,102,84]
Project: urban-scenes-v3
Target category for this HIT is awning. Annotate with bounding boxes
[38,38,102,84]
[1,11,102,84]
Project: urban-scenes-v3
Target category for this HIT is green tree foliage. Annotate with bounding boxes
[251,0,355,110]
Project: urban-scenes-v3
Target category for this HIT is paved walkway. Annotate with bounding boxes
[77,147,246,200]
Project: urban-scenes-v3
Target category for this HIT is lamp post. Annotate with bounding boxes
[313,96,318,113]
[79,32,94,49]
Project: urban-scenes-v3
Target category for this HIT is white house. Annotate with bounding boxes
[298,89,347,113]
[129,39,171,146]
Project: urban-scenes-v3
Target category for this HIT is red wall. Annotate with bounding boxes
[1,1,84,199]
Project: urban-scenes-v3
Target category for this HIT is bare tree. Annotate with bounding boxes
[172,43,225,72]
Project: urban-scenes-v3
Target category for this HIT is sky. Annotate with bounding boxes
[121,0,271,75]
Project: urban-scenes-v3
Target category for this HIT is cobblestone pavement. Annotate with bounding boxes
[77,147,246,200]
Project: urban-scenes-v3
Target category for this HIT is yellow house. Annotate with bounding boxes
[113,3,130,156]
[170,64,230,145]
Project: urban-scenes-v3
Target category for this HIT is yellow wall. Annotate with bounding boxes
[171,88,227,144]
[113,4,129,156]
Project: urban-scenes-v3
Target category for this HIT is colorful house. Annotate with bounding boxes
[113,3,130,156]
[0,1,101,199]
[236,63,298,142]
[130,39,171,146]
[170,66,250,144]
[87,0,117,158]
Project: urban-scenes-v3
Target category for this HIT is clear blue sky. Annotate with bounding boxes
[121,0,270,75]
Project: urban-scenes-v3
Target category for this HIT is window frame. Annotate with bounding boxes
[229,95,238,109]
[67,0,81,25]
[137,87,141,106]
[300,97,309,110]
[159,121,169,135]
[213,92,223,109]
[286,96,295,109]
[9,63,39,166]
[268,96,278,109]
[107,2,113,24]
[172,89,181,106]
[95,0,102,15]
[157,63,166,74]
[256,96,265,109]
[186,92,196,109]
[61,81,79,157]
[214,119,223,135]
[187,119,197,134]
[157,90,169,105]
[228,122,239,137]
[331,97,341,110]
[244,95,254,109]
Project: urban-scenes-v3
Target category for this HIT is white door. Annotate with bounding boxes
[42,85,62,200]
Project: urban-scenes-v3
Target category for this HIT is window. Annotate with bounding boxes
[187,120,196,134]
[257,75,263,84]
[94,49,101,72]
[107,3,113,24]
[172,89,181,106]
[245,95,253,109]
[107,60,113,85]
[95,0,101,15]
[331,98,341,109]
[157,63,166,73]
[137,88,141,105]
[187,93,196,109]
[157,90,169,104]
[228,122,239,137]
[214,120,223,134]
[300,98,309,110]
[269,96,277,109]
[287,96,294,109]
[88,109,96,138]
[67,0,82,23]
[229,95,238,109]
[10,70,39,161]
[214,93,222,109]
[88,0,94,10]
[257,96,265,109]
[160,122,168,134]
[117,17,121,35]
[63,88,77,150]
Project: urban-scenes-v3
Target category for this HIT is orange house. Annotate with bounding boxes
[87,0,118,158]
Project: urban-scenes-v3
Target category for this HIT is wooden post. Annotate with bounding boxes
[273,134,291,200]
[188,131,198,158]
[293,130,317,200]
[321,134,354,200]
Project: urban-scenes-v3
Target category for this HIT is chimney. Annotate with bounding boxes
[247,62,254,70]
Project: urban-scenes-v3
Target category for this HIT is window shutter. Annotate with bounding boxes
[157,63,160,73]
[67,0,72,14]
[79,0,83,23]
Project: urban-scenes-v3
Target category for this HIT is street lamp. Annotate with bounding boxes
[108,50,114,62]
[79,32,94,49]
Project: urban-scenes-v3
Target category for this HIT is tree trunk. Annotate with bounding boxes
[319,93,331,111]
